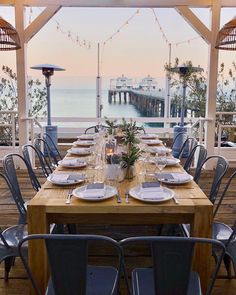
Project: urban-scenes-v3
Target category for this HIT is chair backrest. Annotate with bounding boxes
[19,234,122,295]
[120,236,225,295]
[43,132,62,162]
[177,137,198,159]
[194,155,228,203]
[23,144,53,178]
[213,170,236,218]
[184,144,207,174]
[84,125,108,134]
[3,154,31,224]
[34,137,58,167]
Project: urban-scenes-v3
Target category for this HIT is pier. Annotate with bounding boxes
[108,89,185,117]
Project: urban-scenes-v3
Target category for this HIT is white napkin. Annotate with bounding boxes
[149,147,170,154]
[139,182,164,200]
[171,173,191,182]
[50,174,69,183]
[156,172,191,183]
[82,183,105,199]
[74,140,94,145]
[166,158,178,165]
[78,134,97,140]
[50,173,84,184]
[143,140,161,145]
[141,134,158,139]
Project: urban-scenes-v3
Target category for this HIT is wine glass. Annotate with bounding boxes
[154,154,167,174]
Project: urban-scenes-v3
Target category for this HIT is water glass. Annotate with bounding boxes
[155,155,167,173]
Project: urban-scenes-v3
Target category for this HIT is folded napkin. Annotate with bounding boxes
[143,140,161,145]
[140,134,158,139]
[61,159,86,167]
[78,134,97,140]
[156,172,191,182]
[139,182,165,200]
[166,158,178,165]
[74,140,94,145]
[82,183,105,199]
[50,174,83,184]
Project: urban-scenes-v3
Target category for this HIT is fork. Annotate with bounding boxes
[65,188,74,204]
[116,190,122,203]
[173,196,179,205]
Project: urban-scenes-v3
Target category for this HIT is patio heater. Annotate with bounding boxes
[170,65,203,157]
[30,64,65,155]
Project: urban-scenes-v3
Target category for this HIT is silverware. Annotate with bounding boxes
[116,190,122,203]
[173,196,179,205]
[65,189,74,204]
[125,190,129,204]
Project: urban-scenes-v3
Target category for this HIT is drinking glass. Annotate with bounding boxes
[154,155,167,173]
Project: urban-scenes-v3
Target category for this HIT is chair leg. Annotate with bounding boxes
[4,257,14,281]
[224,254,232,279]
[67,224,77,234]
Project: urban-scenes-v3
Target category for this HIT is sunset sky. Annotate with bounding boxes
[0,6,236,89]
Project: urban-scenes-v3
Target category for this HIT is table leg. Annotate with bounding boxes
[190,204,213,294]
[28,205,49,295]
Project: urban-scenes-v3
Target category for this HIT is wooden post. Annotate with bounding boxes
[205,2,221,166]
[15,1,29,158]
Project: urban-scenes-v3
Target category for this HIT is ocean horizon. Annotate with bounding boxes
[51,88,143,119]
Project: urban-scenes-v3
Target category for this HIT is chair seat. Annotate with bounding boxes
[46,265,118,295]
[213,222,233,243]
[132,268,202,295]
[2,224,28,248]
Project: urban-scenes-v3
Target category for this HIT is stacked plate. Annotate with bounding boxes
[73,140,95,147]
[72,183,117,201]
[47,173,85,185]
[129,182,174,203]
[58,158,87,168]
[155,172,193,184]
[67,147,92,156]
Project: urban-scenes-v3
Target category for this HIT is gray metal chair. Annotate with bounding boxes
[183,144,207,175]
[19,234,122,295]
[23,144,53,178]
[3,153,42,224]
[194,155,228,203]
[85,125,108,134]
[0,172,27,281]
[177,137,198,160]
[34,137,59,168]
[120,236,225,295]
[43,132,62,163]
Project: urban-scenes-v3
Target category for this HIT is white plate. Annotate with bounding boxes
[156,172,193,184]
[149,147,172,154]
[73,140,95,147]
[58,159,87,168]
[140,134,158,140]
[142,139,162,145]
[67,148,91,156]
[129,185,174,203]
[47,173,85,185]
[165,158,180,166]
[73,185,117,201]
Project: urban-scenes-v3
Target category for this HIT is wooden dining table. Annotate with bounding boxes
[27,141,213,295]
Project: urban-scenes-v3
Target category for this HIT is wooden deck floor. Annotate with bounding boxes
[0,154,236,294]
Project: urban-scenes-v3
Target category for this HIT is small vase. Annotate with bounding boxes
[125,165,136,180]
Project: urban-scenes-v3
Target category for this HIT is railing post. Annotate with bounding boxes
[11,113,16,152]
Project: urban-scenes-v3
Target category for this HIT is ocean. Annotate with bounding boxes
[51,88,142,118]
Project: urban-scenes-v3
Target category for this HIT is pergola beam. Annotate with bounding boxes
[24,6,61,43]
[175,6,211,44]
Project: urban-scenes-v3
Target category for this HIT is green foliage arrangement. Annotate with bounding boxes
[0,66,47,145]
[121,145,143,168]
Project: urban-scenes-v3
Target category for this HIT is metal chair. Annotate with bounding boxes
[34,137,59,168]
[43,132,62,163]
[177,137,198,160]
[0,172,27,281]
[183,144,207,175]
[23,144,53,178]
[3,153,43,224]
[182,170,236,277]
[120,236,225,295]
[19,234,122,295]
[84,125,108,134]
[194,155,228,203]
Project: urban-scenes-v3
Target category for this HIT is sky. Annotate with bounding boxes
[0,6,236,89]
